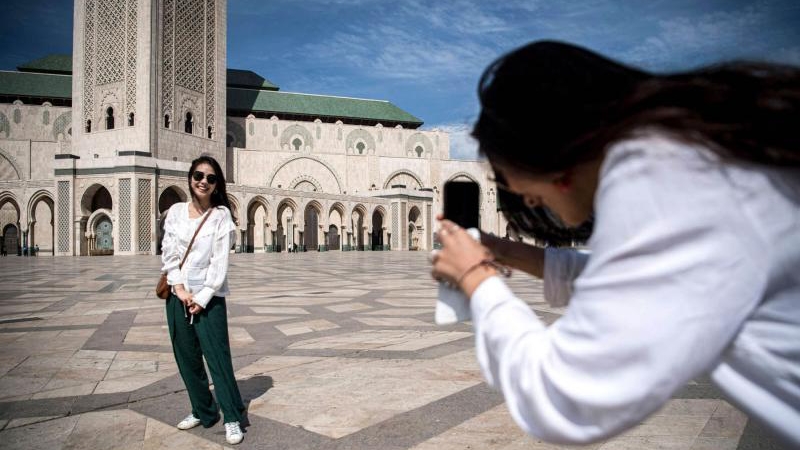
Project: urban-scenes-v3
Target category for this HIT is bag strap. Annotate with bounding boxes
[178,207,214,269]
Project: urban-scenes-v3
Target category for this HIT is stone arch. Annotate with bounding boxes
[280,124,314,151]
[350,204,368,250]
[327,202,345,251]
[268,155,343,194]
[289,175,322,192]
[158,185,187,214]
[408,205,422,250]
[405,132,434,158]
[28,190,55,252]
[0,112,10,138]
[447,171,480,184]
[80,183,113,217]
[1,192,21,255]
[246,195,270,253]
[276,198,299,252]
[86,208,114,254]
[302,200,323,251]
[52,111,72,141]
[345,128,376,155]
[0,149,22,180]
[371,205,387,250]
[227,194,241,227]
[226,119,245,147]
[383,169,423,189]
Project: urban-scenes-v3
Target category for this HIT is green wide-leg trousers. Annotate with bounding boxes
[166,294,245,426]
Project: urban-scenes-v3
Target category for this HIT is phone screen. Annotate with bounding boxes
[443,181,480,229]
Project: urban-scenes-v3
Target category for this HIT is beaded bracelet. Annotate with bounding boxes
[456,258,512,286]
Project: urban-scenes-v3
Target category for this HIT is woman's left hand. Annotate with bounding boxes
[188,303,204,315]
[431,219,497,297]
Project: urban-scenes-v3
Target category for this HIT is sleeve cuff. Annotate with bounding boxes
[166,268,183,286]
[470,276,517,323]
[193,287,215,309]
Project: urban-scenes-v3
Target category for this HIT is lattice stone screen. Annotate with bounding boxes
[57,181,70,253]
[400,202,407,250]
[118,178,131,251]
[391,203,399,249]
[138,179,152,252]
[83,0,96,121]
[426,204,432,250]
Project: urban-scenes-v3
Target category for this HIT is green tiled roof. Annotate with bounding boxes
[227,69,279,90]
[17,54,73,75]
[227,88,423,127]
[0,71,72,99]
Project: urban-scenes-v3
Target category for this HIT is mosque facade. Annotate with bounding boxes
[0,0,505,257]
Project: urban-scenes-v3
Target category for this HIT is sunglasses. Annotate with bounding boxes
[192,171,218,184]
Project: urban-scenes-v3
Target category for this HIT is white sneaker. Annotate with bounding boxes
[177,413,202,430]
[225,421,244,445]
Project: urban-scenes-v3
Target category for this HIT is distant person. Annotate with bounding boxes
[431,41,800,445]
[34,244,39,256]
[22,244,28,256]
[160,155,246,445]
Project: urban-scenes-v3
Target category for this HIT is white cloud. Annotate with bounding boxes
[429,122,480,160]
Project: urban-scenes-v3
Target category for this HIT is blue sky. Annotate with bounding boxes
[2,0,799,159]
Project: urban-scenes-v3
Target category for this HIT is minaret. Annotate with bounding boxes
[56,0,226,256]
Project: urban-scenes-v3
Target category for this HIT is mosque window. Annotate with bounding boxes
[356,142,365,155]
[207,126,212,139]
[185,112,193,134]
[106,107,115,130]
[86,120,92,133]
[128,113,135,126]
[164,114,171,128]
[292,138,302,151]
[415,145,424,157]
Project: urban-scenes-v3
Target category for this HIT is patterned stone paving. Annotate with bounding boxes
[0,252,783,449]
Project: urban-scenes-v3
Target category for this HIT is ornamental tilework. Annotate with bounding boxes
[137,179,152,252]
[426,204,432,250]
[125,0,137,114]
[118,179,131,252]
[83,0,95,121]
[162,0,175,117]
[96,0,125,85]
[392,203,399,249]
[400,202,407,250]
[57,181,70,253]
[175,0,204,92]
[205,0,215,131]
[52,112,72,141]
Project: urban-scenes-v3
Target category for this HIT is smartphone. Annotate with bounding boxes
[443,180,480,229]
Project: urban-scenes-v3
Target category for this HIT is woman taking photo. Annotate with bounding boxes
[431,41,799,445]
[161,155,246,445]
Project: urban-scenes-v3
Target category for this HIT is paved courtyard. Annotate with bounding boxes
[0,252,784,449]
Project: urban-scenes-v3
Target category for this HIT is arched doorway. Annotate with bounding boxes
[2,224,18,256]
[246,198,269,253]
[81,185,113,255]
[157,186,185,255]
[371,210,384,250]
[408,206,421,250]
[303,203,319,251]
[276,201,295,252]
[351,207,366,251]
[1,197,22,255]
[30,194,54,255]
[328,224,340,250]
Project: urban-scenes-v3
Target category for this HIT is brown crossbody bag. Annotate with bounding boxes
[156,208,213,299]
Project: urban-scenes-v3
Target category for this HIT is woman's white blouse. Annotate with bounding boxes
[470,134,800,445]
[160,202,236,309]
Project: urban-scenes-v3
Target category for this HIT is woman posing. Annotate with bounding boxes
[431,41,800,445]
[161,155,246,445]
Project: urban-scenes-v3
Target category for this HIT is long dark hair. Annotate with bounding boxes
[473,40,800,174]
[188,155,237,224]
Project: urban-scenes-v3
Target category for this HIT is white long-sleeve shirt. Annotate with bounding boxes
[470,134,800,445]
[160,202,236,309]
